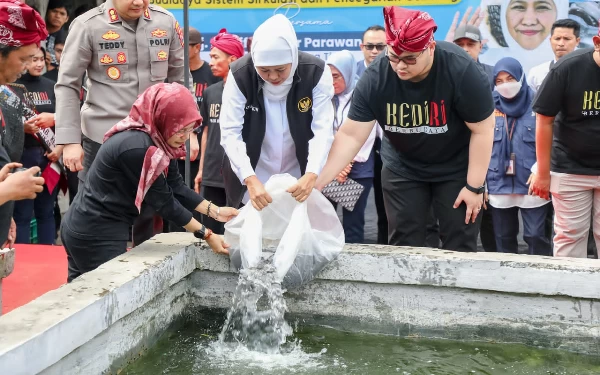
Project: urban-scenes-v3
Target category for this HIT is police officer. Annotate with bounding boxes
[55,0,190,245]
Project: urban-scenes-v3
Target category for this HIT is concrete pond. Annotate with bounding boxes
[1,233,600,374]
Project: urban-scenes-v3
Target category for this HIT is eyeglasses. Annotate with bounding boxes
[363,44,386,51]
[387,49,426,65]
[174,127,195,136]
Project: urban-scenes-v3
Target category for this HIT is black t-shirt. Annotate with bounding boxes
[191,62,222,107]
[43,68,58,82]
[16,74,56,148]
[46,29,67,66]
[200,81,225,188]
[348,41,494,181]
[532,48,600,175]
[64,131,203,241]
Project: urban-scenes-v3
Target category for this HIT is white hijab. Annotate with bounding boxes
[480,0,569,72]
[251,14,299,101]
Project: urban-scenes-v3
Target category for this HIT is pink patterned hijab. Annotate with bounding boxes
[104,83,202,211]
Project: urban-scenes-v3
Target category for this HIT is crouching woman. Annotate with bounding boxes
[61,83,238,282]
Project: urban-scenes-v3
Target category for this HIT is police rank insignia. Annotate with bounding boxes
[100,54,114,64]
[157,50,168,61]
[117,52,126,64]
[107,66,121,80]
[151,28,167,38]
[102,30,120,40]
[175,21,184,47]
[298,97,312,112]
[143,8,151,19]
[108,8,119,22]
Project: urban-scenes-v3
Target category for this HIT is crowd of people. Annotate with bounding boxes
[0,0,598,283]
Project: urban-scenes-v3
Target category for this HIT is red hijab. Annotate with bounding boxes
[104,83,202,211]
[383,6,437,55]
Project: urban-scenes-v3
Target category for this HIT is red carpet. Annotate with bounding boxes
[1,244,67,314]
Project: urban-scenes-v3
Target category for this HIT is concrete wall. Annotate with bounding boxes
[191,244,600,355]
[0,248,15,317]
[0,235,197,375]
[2,234,600,375]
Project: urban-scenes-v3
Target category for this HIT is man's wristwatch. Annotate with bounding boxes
[465,182,485,194]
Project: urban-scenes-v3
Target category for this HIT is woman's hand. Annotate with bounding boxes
[336,163,353,184]
[214,206,239,223]
[287,172,318,203]
[23,119,40,135]
[206,234,230,255]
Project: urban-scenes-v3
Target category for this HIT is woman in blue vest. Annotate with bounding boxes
[326,50,377,244]
[219,14,334,210]
[487,57,551,255]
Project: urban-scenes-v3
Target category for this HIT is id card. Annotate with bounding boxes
[506,153,516,176]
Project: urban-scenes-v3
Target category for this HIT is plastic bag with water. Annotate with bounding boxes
[224,174,345,289]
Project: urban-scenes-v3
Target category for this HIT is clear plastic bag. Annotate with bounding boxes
[224,174,345,289]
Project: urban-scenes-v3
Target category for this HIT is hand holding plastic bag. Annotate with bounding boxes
[225,174,345,289]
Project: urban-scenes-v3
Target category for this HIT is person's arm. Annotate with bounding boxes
[530,68,564,200]
[0,167,45,206]
[465,113,495,188]
[219,71,255,183]
[167,17,193,90]
[452,60,496,223]
[305,65,334,175]
[315,73,377,190]
[54,18,91,145]
[195,125,208,193]
[287,65,335,202]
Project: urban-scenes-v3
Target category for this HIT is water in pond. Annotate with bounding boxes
[122,310,600,375]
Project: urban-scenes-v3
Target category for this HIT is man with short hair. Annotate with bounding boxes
[530,23,600,259]
[528,19,580,92]
[453,24,494,87]
[316,7,495,252]
[357,25,386,76]
[194,29,244,234]
[44,0,69,67]
[0,0,48,247]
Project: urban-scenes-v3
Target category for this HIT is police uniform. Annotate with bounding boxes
[55,0,188,150]
[55,0,190,246]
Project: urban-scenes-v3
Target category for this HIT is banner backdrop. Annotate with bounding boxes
[152,0,598,74]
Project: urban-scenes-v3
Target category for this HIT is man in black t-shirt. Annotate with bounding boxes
[194,29,244,234]
[44,0,69,67]
[530,35,600,258]
[315,6,495,252]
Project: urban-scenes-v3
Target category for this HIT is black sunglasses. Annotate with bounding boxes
[363,44,386,51]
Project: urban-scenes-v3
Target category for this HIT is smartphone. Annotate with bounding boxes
[14,167,42,178]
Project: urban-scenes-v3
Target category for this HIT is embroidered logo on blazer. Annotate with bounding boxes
[298,97,312,113]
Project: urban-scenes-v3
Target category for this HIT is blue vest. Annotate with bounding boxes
[486,107,537,195]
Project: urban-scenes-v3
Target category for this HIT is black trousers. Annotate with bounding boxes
[373,139,388,245]
[201,185,227,235]
[381,166,482,252]
[61,221,127,283]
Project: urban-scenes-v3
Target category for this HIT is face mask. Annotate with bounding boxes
[495,74,523,99]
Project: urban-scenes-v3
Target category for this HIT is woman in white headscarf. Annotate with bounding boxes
[479,0,569,72]
[326,50,378,244]
[219,15,334,210]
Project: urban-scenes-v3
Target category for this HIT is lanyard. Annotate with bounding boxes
[504,116,516,141]
[333,93,353,132]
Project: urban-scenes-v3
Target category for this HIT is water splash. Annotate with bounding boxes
[204,262,327,372]
[217,262,292,353]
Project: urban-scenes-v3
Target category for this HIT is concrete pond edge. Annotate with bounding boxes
[0,233,599,374]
